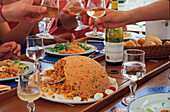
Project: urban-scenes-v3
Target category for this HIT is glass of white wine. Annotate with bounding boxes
[121,49,146,106]
[66,0,89,31]
[37,0,59,39]
[17,70,42,112]
[85,0,106,38]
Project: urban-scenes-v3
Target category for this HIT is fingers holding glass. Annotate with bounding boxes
[37,0,59,39]
[66,0,89,31]
[85,0,106,38]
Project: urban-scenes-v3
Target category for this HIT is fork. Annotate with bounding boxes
[41,79,65,85]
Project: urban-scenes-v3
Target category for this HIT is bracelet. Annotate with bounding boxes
[0,2,8,22]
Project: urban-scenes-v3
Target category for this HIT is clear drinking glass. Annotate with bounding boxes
[26,35,45,76]
[136,21,145,38]
[121,49,146,106]
[37,0,59,39]
[67,0,89,31]
[17,70,42,112]
[85,0,106,38]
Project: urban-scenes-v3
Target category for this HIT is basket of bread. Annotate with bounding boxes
[124,35,170,59]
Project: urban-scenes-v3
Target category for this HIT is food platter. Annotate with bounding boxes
[45,43,97,56]
[0,61,34,81]
[41,80,118,104]
[128,93,170,112]
[124,32,139,41]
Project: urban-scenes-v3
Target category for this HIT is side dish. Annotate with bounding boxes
[48,42,92,54]
[0,59,29,79]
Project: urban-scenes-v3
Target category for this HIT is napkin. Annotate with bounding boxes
[0,85,11,91]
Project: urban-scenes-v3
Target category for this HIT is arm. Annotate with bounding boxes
[96,0,169,29]
[128,0,169,24]
[0,21,37,44]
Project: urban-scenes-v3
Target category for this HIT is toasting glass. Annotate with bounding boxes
[66,0,89,31]
[85,0,106,38]
[37,0,59,39]
[121,49,146,106]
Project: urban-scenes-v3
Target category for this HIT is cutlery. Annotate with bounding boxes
[41,79,65,85]
[88,50,100,58]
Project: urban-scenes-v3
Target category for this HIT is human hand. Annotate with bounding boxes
[95,9,131,29]
[89,17,105,32]
[63,0,86,17]
[0,41,21,61]
[2,0,47,22]
[53,33,75,43]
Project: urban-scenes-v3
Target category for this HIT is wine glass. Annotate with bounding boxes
[17,70,41,112]
[136,21,145,38]
[121,49,146,106]
[37,0,59,39]
[26,35,45,76]
[85,0,106,38]
[66,0,89,31]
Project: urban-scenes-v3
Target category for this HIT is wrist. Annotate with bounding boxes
[1,3,10,22]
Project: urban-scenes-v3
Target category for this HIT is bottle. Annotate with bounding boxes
[105,0,124,66]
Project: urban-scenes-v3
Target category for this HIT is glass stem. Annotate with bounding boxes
[34,60,39,74]
[92,18,98,34]
[129,81,137,99]
[43,18,51,34]
[76,15,82,28]
[27,102,35,112]
[139,25,143,38]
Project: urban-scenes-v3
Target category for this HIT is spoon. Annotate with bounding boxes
[41,79,65,85]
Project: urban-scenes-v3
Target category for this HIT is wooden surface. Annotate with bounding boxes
[0,55,169,112]
[0,37,169,112]
[99,68,170,112]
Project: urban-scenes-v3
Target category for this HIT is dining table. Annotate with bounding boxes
[0,37,169,112]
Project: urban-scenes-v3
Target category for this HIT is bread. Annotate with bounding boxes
[143,41,156,46]
[138,38,145,45]
[163,41,170,45]
[124,40,136,47]
[145,35,162,45]
[133,40,141,46]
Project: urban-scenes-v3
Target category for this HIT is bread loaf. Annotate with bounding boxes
[145,35,162,45]
[143,41,156,46]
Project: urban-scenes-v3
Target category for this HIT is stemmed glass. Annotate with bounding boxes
[17,35,45,112]
[121,49,146,106]
[136,21,145,38]
[66,0,89,31]
[37,0,59,39]
[85,0,106,38]
[17,70,42,112]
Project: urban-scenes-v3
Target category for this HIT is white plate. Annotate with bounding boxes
[0,61,34,81]
[128,93,170,112]
[45,43,97,56]
[41,78,118,104]
[124,32,139,41]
